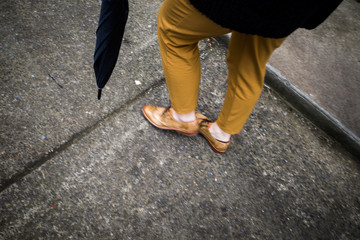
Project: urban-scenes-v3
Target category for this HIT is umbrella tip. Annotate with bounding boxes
[98,89,102,100]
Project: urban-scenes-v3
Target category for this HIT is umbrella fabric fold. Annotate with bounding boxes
[94,0,129,100]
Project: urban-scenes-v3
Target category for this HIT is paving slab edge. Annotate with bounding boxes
[265,66,360,157]
[217,34,360,158]
[0,78,166,192]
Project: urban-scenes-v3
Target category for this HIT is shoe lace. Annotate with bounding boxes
[164,106,211,124]
[198,116,212,125]
[163,106,171,115]
[200,118,211,122]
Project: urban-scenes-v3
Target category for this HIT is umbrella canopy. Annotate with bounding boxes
[94,0,129,100]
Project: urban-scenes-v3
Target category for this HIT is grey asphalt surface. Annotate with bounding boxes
[1,0,359,239]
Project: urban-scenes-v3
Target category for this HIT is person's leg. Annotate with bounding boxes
[157,0,230,117]
[215,32,286,137]
[143,0,229,136]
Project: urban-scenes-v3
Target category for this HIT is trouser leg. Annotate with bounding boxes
[217,32,286,134]
[157,0,229,114]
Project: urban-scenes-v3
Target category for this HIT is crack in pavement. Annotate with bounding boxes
[0,78,166,192]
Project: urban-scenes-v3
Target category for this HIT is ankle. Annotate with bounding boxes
[209,122,231,142]
[171,109,196,123]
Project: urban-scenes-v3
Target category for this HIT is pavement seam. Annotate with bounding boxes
[0,78,166,193]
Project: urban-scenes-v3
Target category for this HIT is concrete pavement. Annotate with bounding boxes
[1,0,359,239]
[268,0,360,156]
[269,0,360,137]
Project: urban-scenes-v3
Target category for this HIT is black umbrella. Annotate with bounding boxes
[94,0,129,100]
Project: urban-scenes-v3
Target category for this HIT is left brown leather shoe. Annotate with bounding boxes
[142,105,199,136]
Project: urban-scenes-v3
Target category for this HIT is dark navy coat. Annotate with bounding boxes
[189,0,343,38]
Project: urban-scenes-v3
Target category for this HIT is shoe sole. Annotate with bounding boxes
[142,107,198,136]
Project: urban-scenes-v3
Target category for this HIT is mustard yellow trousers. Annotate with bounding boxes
[157,0,286,134]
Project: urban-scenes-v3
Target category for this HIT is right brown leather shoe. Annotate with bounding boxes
[142,105,199,136]
[199,120,230,153]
